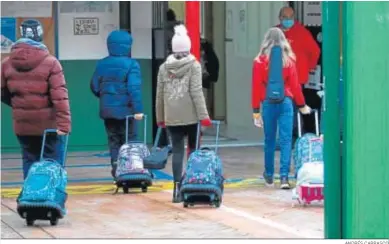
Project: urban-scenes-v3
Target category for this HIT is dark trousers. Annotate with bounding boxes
[17,135,66,179]
[104,119,137,165]
[167,124,198,182]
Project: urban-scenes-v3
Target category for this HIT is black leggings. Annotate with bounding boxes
[167,124,198,182]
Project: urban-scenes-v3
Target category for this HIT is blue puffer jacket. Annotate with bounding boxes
[90,30,143,120]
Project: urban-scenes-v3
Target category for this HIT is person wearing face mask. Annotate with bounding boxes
[277,6,321,143]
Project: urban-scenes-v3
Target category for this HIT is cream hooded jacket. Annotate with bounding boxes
[156,54,209,126]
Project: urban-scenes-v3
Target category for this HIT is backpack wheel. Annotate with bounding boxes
[123,187,129,194]
[141,187,147,193]
[183,202,189,208]
[214,201,221,208]
[26,218,34,226]
[50,217,59,226]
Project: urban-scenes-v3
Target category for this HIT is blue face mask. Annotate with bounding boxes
[281,19,294,29]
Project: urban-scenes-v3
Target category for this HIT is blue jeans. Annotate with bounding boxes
[17,135,66,179]
[262,97,294,179]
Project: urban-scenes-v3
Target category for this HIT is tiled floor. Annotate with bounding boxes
[1,146,323,239]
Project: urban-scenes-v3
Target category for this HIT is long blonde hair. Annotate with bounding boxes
[255,27,296,67]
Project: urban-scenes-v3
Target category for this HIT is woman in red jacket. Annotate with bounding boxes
[252,27,311,189]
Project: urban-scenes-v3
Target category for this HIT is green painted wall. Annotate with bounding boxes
[343,2,389,238]
[1,104,18,152]
[1,59,153,153]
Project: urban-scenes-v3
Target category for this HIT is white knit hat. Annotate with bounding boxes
[172,24,191,53]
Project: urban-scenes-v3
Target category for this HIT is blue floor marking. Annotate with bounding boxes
[2,170,173,187]
[2,163,112,171]
[1,167,173,187]
[1,164,172,180]
[2,152,112,160]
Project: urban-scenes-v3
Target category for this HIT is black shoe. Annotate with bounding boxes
[111,162,117,179]
[280,177,291,190]
[172,182,182,203]
[263,172,274,186]
[16,191,22,203]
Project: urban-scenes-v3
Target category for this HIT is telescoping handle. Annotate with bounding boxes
[308,137,323,162]
[152,126,172,149]
[126,114,147,144]
[297,109,320,138]
[195,120,221,154]
[39,129,69,166]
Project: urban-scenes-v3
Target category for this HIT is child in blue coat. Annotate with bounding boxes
[90,30,144,178]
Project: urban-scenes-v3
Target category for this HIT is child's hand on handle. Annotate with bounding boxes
[201,118,212,127]
[134,113,144,120]
[252,113,263,128]
[56,129,67,135]
[299,105,312,115]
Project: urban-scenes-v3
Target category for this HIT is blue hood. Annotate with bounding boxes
[107,30,132,56]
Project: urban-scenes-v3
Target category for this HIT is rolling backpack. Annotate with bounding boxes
[292,110,325,205]
[293,109,323,176]
[114,114,153,194]
[180,121,224,208]
[17,129,69,226]
[266,45,285,103]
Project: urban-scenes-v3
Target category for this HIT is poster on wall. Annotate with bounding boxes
[225,9,233,40]
[1,18,16,53]
[60,1,113,14]
[303,1,322,26]
[58,1,119,60]
[234,2,248,57]
[305,65,322,90]
[74,18,99,35]
[1,1,52,18]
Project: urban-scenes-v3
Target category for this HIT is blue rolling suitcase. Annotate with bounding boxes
[17,129,69,226]
[180,121,224,208]
[293,109,323,177]
[114,115,153,194]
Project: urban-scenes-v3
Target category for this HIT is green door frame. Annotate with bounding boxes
[342,2,389,239]
[322,1,342,239]
[324,1,389,238]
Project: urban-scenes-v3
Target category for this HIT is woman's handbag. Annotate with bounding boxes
[143,127,172,170]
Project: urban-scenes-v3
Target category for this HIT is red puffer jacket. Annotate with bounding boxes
[1,42,71,135]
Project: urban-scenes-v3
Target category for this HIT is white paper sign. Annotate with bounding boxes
[74,18,99,35]
[305,65,322,90]
[225,9,233,40]
[303,1,322,26]
[58,1,120,60]
[235,2,248,57]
